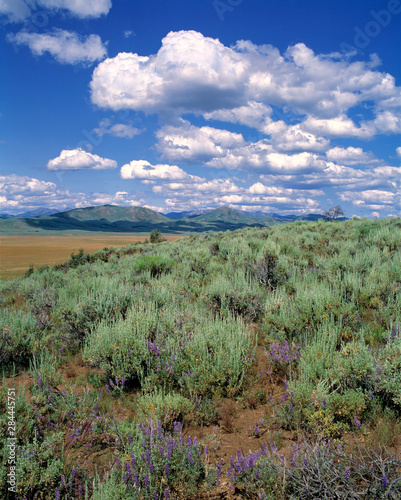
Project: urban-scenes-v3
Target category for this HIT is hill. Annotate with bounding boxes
[0,204,329,235]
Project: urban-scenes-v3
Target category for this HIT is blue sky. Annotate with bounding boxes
[1,0,400,217]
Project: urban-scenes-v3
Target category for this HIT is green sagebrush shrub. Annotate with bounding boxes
[84,300,254,398]
[0,308,38,367]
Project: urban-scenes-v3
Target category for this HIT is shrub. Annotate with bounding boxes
[136,391,193,429]
[91,421,206,499]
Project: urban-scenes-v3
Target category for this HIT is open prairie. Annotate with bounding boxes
[0,233,183,280]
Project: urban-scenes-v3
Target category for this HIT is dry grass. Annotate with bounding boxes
[0,233,184,280]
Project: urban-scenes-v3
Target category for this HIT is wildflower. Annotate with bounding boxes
[105,385,111,393]
[289,402,294,412]
[188,452,194,465]
[344,468,350,483]
[165,463,170,476]
[164,488,170,499]
[144,474,149,488]
[116,459,120,469]
[55,488,60,500]
[204,445,209,455]
[121,377,125,386]
[71,467,77,478]
[382,474,388,489]
[78,485,83,498]
[255,470,261,480]
[270,394,273,403]
[322,398,326,407]
[123,473,128,484]
[61,475,66,487]
[128,434,133,446]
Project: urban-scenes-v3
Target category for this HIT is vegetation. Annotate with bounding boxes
[1,217,400,498]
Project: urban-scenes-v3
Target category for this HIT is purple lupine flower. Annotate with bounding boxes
[188,452,194,465]
[144,474,149,488]
[123,473,128,484]
[195,398,199,408]
[165,463,170,476]
[345,468,351,483]
[149,461,154,473]
[124,461,131,472]
[164,489,170,499]
[68,482,73,493]
[369,392,373,399]
[128,434,133,446]
[78,485,83,498]
[204,445,209,455]
[337,444,342,452]
[105,385,111,393]
[289,402,294,412]
[55,488,60,500]
[109,379,114,388]
[382,474,388,488]
[284,392,288,401]
[284,380,288,390]
[121,377,125,386]
[255,470,261,479]
[116,458,121,469]
[270,394,273,403]
[71,467,76,478]
[322,398,326,407]
[133,471,139,487]
[61,474,66,487]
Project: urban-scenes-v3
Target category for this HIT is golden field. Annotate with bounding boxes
[0,234,183,280]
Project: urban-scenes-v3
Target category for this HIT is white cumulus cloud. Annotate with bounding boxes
[94,119,143,139]
[47,148,117,170]
[90,30,401,133]
[8,29,107,65]
[120,160,198,182]
[0,0,111,22]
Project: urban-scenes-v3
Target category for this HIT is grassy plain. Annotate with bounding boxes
[0,233,184,280]
[0,218,400,499]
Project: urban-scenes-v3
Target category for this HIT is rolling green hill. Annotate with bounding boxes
[0,204,325,235]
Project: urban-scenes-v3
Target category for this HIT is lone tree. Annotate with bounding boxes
[322,205,344,221]
[150,229,166,243]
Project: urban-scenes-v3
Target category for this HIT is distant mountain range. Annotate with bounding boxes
[0,204,331,235]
